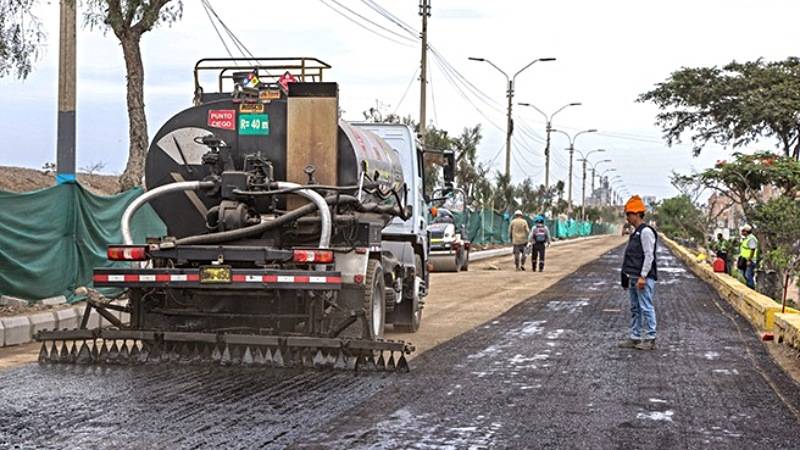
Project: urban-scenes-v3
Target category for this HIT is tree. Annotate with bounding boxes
[451,125,493,208]
[0,0,44,79]
[638,58,800,159]
[653,195,706,243]
[675,152,800,299]
[84,0,183,191]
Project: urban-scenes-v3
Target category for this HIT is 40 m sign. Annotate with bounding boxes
[239,113,270,136]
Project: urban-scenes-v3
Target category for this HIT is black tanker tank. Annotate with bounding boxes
[145,82,404,238]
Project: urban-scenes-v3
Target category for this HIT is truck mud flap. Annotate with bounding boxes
[34,329,413,373]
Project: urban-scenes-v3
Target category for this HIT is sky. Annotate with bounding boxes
[1,0,799,200]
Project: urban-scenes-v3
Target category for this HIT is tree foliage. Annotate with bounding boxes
[653,195,705,243]
[638,58,800,159]
[0,0,44,79]
[676,151,800,298]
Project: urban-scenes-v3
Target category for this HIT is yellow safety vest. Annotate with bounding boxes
[739,235,758,260]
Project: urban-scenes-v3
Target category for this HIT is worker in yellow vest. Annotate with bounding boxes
[737,224,758,289]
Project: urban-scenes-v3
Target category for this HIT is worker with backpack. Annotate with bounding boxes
[528,215,551,272]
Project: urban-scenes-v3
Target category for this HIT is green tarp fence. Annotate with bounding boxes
[0,182,166,303]
[451,209,618,245]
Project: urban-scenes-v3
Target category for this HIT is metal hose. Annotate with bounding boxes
[121,181,215,245]
[175,187,348,247]
[274,182,331,249]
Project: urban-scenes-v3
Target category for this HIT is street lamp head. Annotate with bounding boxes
[518,102,531,106]
[468,57,485,62]
[587,129,598,133]
[595,149,606,153]
[569,102,582,106]
[539,57,557,62]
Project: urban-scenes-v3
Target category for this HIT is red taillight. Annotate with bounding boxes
[107,246,147,261]
[293,250,334,264]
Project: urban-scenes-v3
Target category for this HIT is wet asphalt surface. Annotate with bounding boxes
[2,244,800,449]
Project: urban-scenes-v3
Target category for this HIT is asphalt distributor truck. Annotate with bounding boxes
[37,58,455,372]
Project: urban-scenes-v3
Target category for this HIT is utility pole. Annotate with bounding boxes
[418,0,431,143]
[56,0,77,184]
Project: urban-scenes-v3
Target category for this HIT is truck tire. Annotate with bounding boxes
[462,248,470,272]
[364,259,386,339]
[393,255,422,333]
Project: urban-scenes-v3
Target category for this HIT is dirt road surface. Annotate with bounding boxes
[1,239,799,449]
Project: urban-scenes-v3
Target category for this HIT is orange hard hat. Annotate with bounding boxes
[624,195,646,214]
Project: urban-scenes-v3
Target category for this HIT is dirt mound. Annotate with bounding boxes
[0,166,120,195]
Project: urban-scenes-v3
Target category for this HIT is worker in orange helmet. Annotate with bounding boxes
[618,195,659,351]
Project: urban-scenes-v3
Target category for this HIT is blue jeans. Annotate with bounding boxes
[628,277,657,340]
[742,262,756,289]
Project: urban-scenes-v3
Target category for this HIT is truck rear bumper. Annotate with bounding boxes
[93,268,342,290]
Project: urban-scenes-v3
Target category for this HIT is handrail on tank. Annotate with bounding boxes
[193,57,332,96]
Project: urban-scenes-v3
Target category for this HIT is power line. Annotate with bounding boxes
[201,1,234,59]
[318,0,415,47]
[202,0,271,73]
[393,67,419,115]
[329,0,417,43]
[429,64,439,126]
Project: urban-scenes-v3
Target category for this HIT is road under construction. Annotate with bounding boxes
[1,235,799,449]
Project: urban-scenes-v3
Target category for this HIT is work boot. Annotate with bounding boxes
[635,339,657,351]
[539,265,545,272]
[617,339,641,349]
[520,266,526,271]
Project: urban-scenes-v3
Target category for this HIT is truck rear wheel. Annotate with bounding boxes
[393,255,422,333]
[364,259,385,339]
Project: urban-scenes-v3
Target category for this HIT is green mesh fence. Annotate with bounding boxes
[0,182,166,303]
[448,209,618,244]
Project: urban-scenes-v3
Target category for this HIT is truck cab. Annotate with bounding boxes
[353,123,430,332]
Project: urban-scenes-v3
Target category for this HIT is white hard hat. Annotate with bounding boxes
[741,224,752,231]
[514,210,523,216]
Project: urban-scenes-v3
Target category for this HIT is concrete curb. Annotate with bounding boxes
[662,236,799,335]
[0,300,130,348]
[468,234,612,263]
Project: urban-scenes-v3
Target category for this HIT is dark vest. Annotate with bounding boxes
[622,223,658,280]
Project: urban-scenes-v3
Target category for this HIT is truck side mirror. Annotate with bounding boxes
[443,151,456,187]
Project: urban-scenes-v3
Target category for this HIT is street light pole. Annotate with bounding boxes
[518,101,581,188]
[588,159,611,202]
[575,149,606,220]
[469,56,556,178]
[552,128,597,214]
[598,168,616,205]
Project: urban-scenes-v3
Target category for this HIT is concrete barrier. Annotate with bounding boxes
[775,313,800,351]
[73,304,101,329]
[111,300,131,325]
[0,295,28,308]
[54,308,79,330]
[1,316,31,346]
[40,295,67,306]
[29,312,58,336]
[662,236,799,333]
